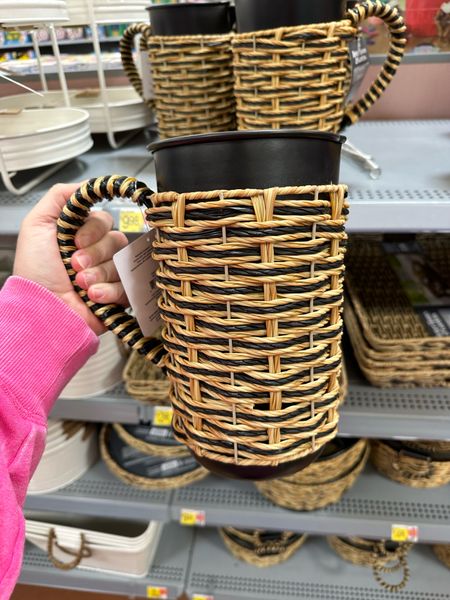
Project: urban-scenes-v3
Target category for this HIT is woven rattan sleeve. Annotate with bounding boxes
[146,184,348,467]
[56,176,166,367]
[120,23,153,105]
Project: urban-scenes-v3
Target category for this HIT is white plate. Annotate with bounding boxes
[0,0,68,25]
[66,0,148,25]
[0,88,153,134]
[0,107,92,172]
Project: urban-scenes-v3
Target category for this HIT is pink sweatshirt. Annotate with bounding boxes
[0,276,98,600]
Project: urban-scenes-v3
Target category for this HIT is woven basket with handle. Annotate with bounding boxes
[123,349,170,405]
[232,1,406,132]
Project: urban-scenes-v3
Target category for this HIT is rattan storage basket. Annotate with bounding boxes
[123,350,170,405]
[121,24,235,138]
[112,423,189,458]
[433,544,450,569]
[371,439,450,489]
[232,1,406,132]
[100,425,207,490]
[328,535,412,592]
[256,438,369,511]
[220,527,307,567]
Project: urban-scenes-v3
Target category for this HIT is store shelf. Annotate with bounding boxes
[187,531,450,600]
[0,37,120,51]
[20,522,193,598]
[25,460,173,523]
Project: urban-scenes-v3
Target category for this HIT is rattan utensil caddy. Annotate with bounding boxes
[232,1,406,132]
[328,536,412,592]
[256,438,369,511]
[220,527,307,567]
[57,176,348,473]
[371,440,450,489]
[120,24,235,138]
[123,349,170,405]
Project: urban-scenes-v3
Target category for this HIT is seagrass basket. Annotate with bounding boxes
[123,350,170,405]
[433,544,450,569]
[112,422,189,458]
[328,536,412,592]
[232,1,406,132]
[256,438,369,511]
[100,425,207,490]
[220,527,307,567]
[371,440,450,489]
[120,24,235,138]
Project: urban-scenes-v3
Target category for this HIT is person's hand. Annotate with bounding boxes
[14,183,129,335]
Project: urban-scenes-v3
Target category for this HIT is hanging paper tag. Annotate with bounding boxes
[113,231,162,337]
[347,35,370,102]
[140,49,154,102]
[391,524,419,543]
[147,586,168,599]
[180,509,206,527]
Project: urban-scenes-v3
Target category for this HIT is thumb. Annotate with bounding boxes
[30,182,84,223]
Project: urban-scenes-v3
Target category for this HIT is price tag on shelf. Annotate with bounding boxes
[192,595,214,600]
[119,208,145,233]
[391,524,419,543]
[153,406,173,427]
[147,586,168,599]
[180,508,206,527]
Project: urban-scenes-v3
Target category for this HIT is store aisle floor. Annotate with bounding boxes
[12,585,117,600]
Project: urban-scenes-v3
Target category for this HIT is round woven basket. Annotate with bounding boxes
[220,527,307,567]
[100,425,207,490]
[123,349,170,405]
[371,440,450,489]
[328,536,411,592]
[112,423,189,458]
[232,1,406,132]
[121,24,235,138]
[433,544,450,569]
[256,438,369,511]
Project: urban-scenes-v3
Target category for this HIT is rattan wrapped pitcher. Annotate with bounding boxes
[56,129,348,480]
[120,2,236,139]
[232,0,406,132]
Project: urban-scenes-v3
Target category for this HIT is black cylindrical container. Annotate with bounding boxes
[234,0,347,33]
[150,129,345,194]
[147,1,234,36]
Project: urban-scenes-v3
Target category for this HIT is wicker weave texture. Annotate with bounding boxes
[123,349,170,404]
[433,544,450,569]
[256,439,369,511]
[121,24,235,138]
[147,184,348,467]
[232,1,406,132]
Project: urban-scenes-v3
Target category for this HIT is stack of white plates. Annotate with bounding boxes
[25,513,163,576]
[29,420,98,494]
[61,331,127,399]
[0,107,92,173]
[0,88,153,134]
[66,0,148,25]
[0,0,68,26]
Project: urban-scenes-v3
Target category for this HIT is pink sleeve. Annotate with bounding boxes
[0,276,99,599]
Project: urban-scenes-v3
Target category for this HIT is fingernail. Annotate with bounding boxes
[75,252,91,270]
[82,271,97,286]
[91,286,106,301]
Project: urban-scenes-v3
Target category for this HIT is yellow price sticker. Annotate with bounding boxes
[180,508,206,527]
[119,209,144,233]
[147,586,168,599]
[192,595,214,600]
[153,406,173,427]
[391,524,419,543]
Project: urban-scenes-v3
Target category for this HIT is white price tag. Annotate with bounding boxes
[180,509,206,527]
[391,524,419,543]
[147,586,168,599]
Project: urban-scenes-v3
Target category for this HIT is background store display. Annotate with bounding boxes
[112,422,190,458]
[123,348,170,405]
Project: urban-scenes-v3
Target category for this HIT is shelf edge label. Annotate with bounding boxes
[147,585,168,599]
[391,524,419,543]
[180,508,206,527]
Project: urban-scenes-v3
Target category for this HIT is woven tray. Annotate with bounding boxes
[433,544,450,569]
[123,350,170,405]
[220,527,307,567]
[256,438,369,511]
[100,425,207,490]
[232,1,406,132]
[112,423,189,458]
[328,536,411,592]
[371,440,450,489]
[121,24,235,139]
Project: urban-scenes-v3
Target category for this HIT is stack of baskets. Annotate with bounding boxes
[123,349,170,405]
[371,440,450,488]
[100,423,207,490]
[345,236,450,387]
[256,438,369,511]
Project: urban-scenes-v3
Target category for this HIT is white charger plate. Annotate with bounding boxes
[0,107,92,172]
[0,88,153,134]
[0,0,68,25]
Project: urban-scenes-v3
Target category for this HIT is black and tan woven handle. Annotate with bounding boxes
[372,542,411,592]
[120,23,152,102]
[57,175,167,368]
[342,0,407,127]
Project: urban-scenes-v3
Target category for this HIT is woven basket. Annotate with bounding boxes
[220,527,307,567]
[370,440,450,489]
[256,438,369,511]
[120,24,235,139]
[328,536,411,592]
[112,423,189,459]
[232,1,406,132]
[433,544,450,569]
[100,425,207,490]
[123,350,170,405]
